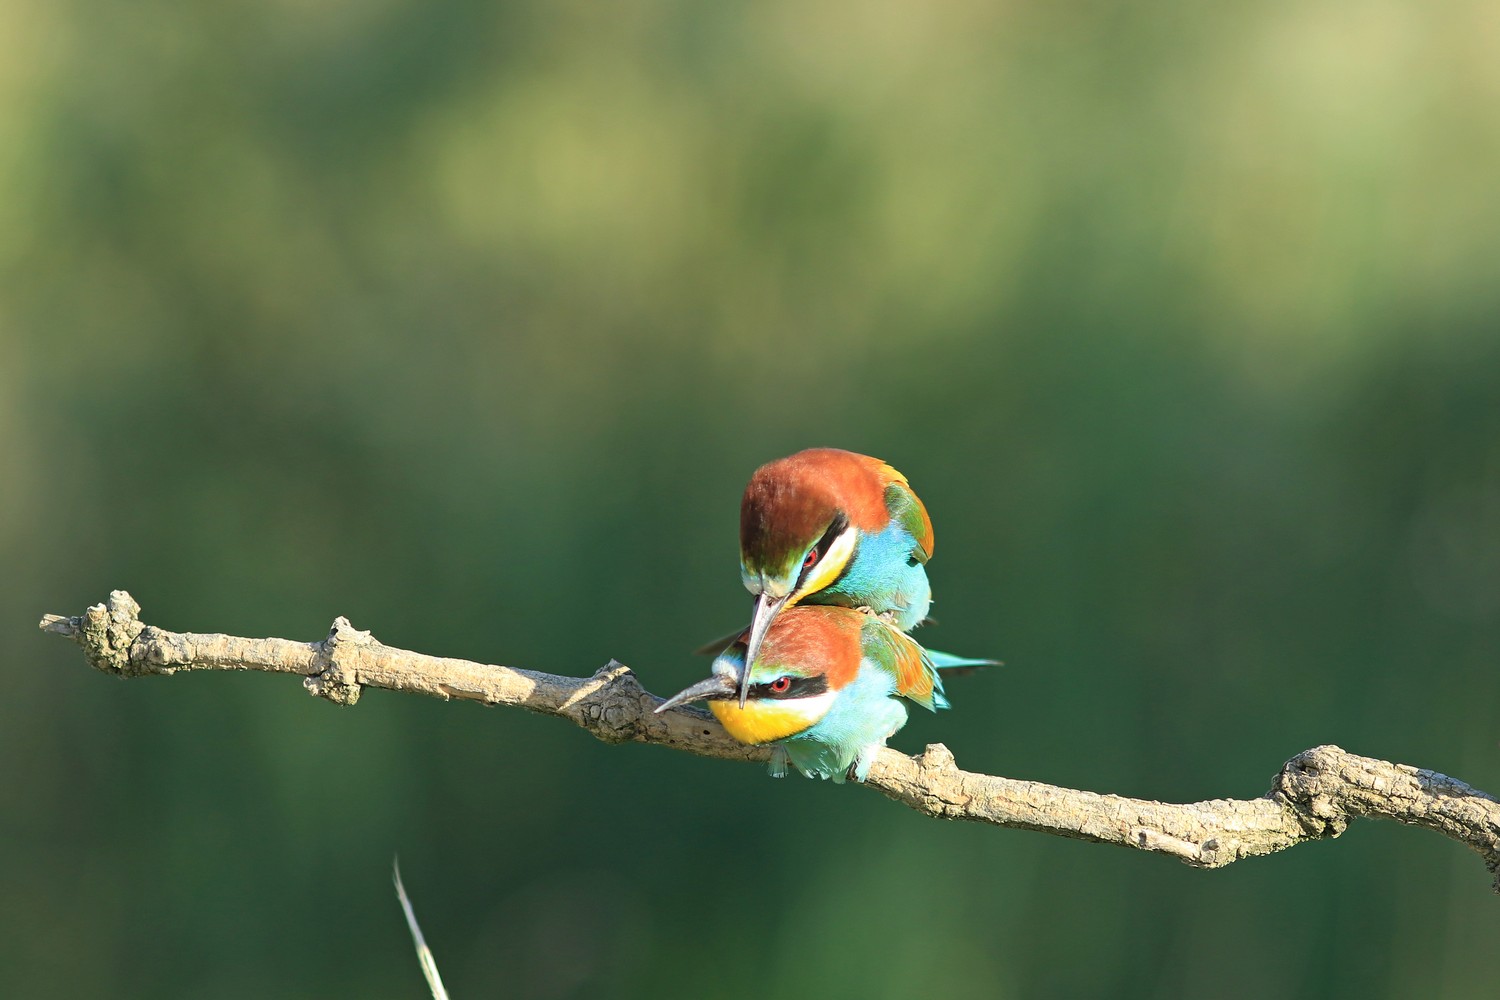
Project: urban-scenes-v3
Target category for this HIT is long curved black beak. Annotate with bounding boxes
[654,671,739,715]
[738,592,786,708]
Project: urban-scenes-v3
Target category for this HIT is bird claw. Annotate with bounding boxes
[853,606,902,626]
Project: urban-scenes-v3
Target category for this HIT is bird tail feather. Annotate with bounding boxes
[927,649,1002,677]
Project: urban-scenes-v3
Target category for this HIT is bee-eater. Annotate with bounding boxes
[658,606,992,783]
[730,447,936,706]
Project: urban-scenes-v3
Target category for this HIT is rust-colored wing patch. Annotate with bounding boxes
[861,619,947,712]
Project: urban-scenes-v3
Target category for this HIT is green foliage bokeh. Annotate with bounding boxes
[4,2,1498,996]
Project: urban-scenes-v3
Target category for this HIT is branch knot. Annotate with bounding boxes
[304,617,369,706]
[919,743,957,772]
[568,661,647,744]
[49,590,147,677]
[1274,745,1356,838]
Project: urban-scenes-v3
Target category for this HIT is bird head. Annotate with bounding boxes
[655,607,862,745]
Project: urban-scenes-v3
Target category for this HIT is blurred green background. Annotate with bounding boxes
[5,0,1499,996]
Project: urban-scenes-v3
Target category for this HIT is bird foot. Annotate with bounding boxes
[853,606,902,626]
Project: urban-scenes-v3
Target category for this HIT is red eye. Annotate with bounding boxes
[769,676,792,694]
[803,547,819,569]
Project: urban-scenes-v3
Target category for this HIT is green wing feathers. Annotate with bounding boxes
[883,481,934,563]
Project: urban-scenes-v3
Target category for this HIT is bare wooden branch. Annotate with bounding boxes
[41,591,1500,891]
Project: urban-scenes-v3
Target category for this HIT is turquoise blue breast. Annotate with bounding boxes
[782,662,911,782]
[815,522,932,630]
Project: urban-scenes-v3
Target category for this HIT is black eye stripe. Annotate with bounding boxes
[794,513,850,588]
[752,675,829,700]
[817,513,849,556]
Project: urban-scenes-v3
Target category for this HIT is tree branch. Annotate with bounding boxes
[41,591,1500,892]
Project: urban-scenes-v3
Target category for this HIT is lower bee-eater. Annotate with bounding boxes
[661,605,994,782]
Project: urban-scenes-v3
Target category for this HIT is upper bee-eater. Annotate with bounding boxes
[659,605,992,783]
[729,447,937,706]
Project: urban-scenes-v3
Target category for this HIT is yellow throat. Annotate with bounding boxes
[709,694,831,745]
